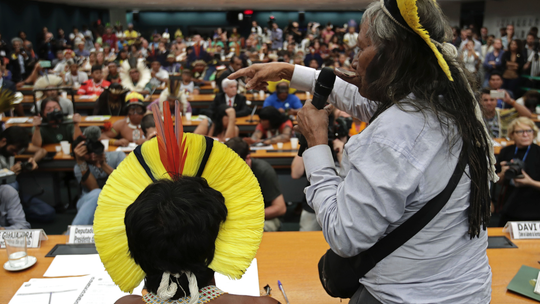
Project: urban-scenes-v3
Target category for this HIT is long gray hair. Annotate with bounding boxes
[362,0,492,238]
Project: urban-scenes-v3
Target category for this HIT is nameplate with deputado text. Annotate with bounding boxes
[68,225,95,244]
[0,229,48,248]
[504,222,540,239]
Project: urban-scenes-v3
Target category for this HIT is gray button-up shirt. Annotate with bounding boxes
[0,185,31,230]
[291,65,491,304]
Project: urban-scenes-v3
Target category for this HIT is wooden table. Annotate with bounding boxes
[1,229,539,303]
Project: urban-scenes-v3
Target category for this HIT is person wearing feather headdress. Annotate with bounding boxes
[230,0,494,302]
[101,92,147,147]
[147,78,192,115]
[32,74,74,115]
[95,101,279,304]
[120,57,151,95]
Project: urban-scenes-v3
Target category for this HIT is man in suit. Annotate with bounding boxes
[211,78,251,117]
[216,56,243,92]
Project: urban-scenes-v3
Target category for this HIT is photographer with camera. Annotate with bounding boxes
[32,97,82,147]
[480,88,532,138]
[496,117,540,225]
[0,126,55,223]
[72,126,125,225]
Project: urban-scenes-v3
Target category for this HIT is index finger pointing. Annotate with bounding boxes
[228,67,252,80]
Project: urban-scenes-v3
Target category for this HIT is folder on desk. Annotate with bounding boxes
[507,265,540,302]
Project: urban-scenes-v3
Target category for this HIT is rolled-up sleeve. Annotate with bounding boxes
[303,141,423,257]
[290,65,378,122]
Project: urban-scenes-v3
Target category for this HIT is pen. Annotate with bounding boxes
[278,280,290,304]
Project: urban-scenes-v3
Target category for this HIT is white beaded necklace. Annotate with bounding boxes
[142,285,225,304]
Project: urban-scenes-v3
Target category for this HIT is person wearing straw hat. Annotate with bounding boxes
[230,0,495,302]
[96,101,279,304]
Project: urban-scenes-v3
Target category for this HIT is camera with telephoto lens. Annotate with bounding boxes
[45,110,64,123]
[72,135,104,156]
[19,161,33,172]
[505,158,525,181]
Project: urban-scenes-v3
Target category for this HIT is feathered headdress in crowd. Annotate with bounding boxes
[158,77,188,113]
[94,100,264,294]
[119,57,151,92]
[0,88,23,113]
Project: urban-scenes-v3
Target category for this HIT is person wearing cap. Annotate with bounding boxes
[72,126,126,225]
[64,59,88,86]
[102,92,147,147]
[77,65,111,96]
[163,53,181,74]
[74,41,90,58]
[263,80,303,115]
[211,78,251,117]
[230,0,495,302]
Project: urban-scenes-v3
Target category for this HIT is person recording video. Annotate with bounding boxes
[229,0,495,302]
[495,117,540,226]
[31,97,82,147]
[72,126,125,225]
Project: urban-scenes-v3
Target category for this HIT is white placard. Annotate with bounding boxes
[0,229,48,248]
[504,221,540,239]
[68,225,94,244]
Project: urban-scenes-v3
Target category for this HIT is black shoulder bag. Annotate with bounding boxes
[318,148,468,298]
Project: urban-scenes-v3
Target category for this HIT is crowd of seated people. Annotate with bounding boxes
[1,19,539,231]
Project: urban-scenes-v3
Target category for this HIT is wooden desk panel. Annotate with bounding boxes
[1,229,539,303]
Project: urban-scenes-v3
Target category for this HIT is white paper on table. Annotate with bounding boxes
[78,95,96,100]
[9,276,92,304]
[115,143,138,152]
[250,145,274,150]
[492,140,502,147]
[78,273,144,304]
[43,254,105,277]
[6,118,29,124]
[85,116,111,122]
[215,258,259,297]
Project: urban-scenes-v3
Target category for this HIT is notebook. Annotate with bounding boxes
[507,265,540,302]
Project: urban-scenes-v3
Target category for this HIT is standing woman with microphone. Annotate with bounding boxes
[229,0,496,303]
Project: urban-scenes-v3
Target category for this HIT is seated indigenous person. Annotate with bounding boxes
[480,88,532,138]
[226,137,287,231]
[263,81,302,115]
[93,83,128,116]
[140,113,156,140]
[64,60,88,87]
[94,101,277,304]
[194,104,239,141]
[179,69,200,95]
[211,79,251,117]
[106,61,121,84]
[32,98,82,147]
[0,185,31,230]
[147,79,192,114]
[77,65,111,96]
[247,106,292,145]
[72,126,125,226]
[102,92,147,147]
[496,117,540,225]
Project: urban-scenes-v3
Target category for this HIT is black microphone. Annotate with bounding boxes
[297,67,336,156]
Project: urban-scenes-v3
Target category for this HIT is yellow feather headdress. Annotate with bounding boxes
[381,0,453,81]
[94,100,265,293]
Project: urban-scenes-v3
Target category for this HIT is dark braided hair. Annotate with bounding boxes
[363,0,492,238]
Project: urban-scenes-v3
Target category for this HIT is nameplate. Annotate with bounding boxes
[68,225,94,244]
[0,229,48,248]
[504,222,540,239]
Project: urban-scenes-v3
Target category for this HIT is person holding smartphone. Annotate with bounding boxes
[495,117,540,225]
[480,88,532,138]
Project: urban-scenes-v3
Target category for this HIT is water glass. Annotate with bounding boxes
[290,138,299,149]
[185,112,192,121]
[4,234,28,268]
[277,142,284,149]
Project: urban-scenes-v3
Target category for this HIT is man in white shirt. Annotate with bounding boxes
[148,60,169,90]
[64,60,88,86]
[459,28,482,55]
[343,26,359,51]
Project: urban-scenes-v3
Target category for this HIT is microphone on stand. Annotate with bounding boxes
[297,67,336,156]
